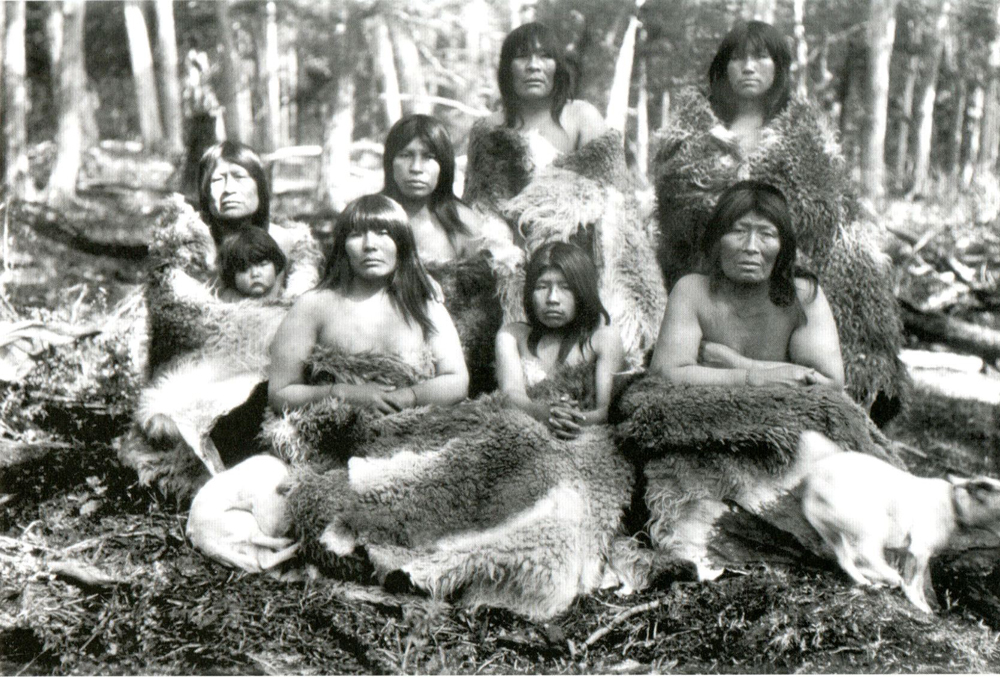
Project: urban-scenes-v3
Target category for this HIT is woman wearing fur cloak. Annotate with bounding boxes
[263,207,636,620]
[120,141,323,499]
[651,20,906,419]
[616,180,901,580]
[462,22,666,369]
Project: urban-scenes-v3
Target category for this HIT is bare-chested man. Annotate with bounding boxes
[650,180,845,388]
[268,195,469,414]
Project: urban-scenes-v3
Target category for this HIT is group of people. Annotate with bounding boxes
[140,18,902,603]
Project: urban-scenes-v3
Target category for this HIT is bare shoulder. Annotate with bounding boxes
[591,321,624,352]
[485,111,506,128]
[455,202,483,233]
[794,276,826,307]
[563,99,607,145]
[672,273,710,300]
[498,321,531,342]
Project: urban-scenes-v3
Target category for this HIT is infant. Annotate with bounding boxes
[216,228,287,302]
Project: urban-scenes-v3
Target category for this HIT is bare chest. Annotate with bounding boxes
[700,300,798,362]
[317,296,425,357]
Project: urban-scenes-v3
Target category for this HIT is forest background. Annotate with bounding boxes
[5,0,1000,674]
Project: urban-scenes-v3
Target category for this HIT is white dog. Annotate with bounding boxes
[799,431,1000,613]
[186,454,299,573]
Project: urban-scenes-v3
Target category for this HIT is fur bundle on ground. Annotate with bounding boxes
[464,122,666,368]
[271,348,635,620]
[118,195,323,500]
[611,375,900,574]
[651,89,907,420]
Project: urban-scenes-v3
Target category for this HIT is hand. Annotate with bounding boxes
[380,386,418,413]
[335,383,397,413]
[749,365,832,388]
[547,396,586,440]
[700,341,746,369]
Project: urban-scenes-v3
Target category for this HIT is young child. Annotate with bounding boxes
[216,228,287,302]
[494,241,624,439]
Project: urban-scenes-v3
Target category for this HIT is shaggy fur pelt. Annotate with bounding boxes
[650,89,908,420]
[118,195,323,500]
[611,374,900,573]
[463,122,666,369]
[273,349,634,620]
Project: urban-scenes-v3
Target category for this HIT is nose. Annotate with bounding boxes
[742,231,762,251]
[526,53,543,69]
[361,232,376,250]
[409,155,426,172]
[546,287,561,304]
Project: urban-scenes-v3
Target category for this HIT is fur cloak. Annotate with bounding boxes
[611,374,900,574]
[118,195,323,500]
[651,89,908,420]
[266,348,635,620]
[463,121,667,368]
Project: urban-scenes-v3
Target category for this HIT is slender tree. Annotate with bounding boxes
[893,53,918,188]
[124,0,165,150]
[949,77,967,185]
[859,0,899,203]
[792,0,808,99]
[216,0,244,142]
[45,0,87,207]
[3,0,33,200]
[390,14,429,114]
[155,0,185,155]
[263,1,282,150]
[908,0,950,197]
[963,84,984,186]
[372,14,401,126]
[606,11,641,134]
[318,6,359,209]
[978,0,1000,176]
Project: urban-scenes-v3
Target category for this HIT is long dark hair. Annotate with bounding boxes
[498,22,573,129]
[321,194,437,337]
[197,141,271,243]
[708,21,792,125]
[217,228,287,290]
[382,114,472,244]
[523,241,610,364]
[701,180,815,309]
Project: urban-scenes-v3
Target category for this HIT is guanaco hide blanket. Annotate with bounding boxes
[651,89,908,419]
[464,123,666,368]
[612,375,900,571]
[272,349,633,620]
[119,195,323,500]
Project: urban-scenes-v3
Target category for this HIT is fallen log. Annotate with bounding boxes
[901,300,1000,366]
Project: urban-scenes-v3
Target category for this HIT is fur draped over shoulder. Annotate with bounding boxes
[463,121,666,369]
[651,89,908,420]
[274,349,635,620]
[118,195,324,500]
[611,375,900,575]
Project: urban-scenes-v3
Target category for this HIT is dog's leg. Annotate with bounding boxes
[900,549,934,613]
[257,542,300,570]
[854,541,904,588]
[830,533,873,586]
[249,534,296,549]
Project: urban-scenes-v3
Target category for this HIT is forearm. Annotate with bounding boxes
[662,365,751,387]
[579,406,609,427]
[269,383,338,412]
[410,374,468,407]
[503,390,552,422]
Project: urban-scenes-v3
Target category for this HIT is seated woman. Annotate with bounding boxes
[383,114,502,264]
[650,180,844,389]
[496,242,624,439]
[463,21,665,369]
[268,194,468,415]
[122,142,322,499]
[651,20,905,419]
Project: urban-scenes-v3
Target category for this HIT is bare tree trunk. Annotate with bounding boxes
[45,0,86,207]
[893,54,918,189]
[0,0,5,183]
[949,77,967,184]
[792,0,809,98]
[908,1,950,198]
[746,0,776,22]
[372,14,401,127]
[318,8,358,209]
[636,33,648,181]
[155,0,184,156]
[964,85,984,187]
[859,0,898,204]
[390,15,429,114]
[124,0,164,150]
[978,1,1000,175]
[263,1,281,150]
[606,14,640,135]
[216,0,243,142]
[3,0,34,200]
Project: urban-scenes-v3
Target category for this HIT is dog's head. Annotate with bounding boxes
[949,475,1000,537]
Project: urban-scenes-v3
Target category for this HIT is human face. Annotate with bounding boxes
[234,261,277,298]
[208,159,260,221]
[718,211,781,285]
[511,48,556,101]
[532,268,577,330]
[392,137,441,202]
[726,47,776,102]
[345,227,398,282]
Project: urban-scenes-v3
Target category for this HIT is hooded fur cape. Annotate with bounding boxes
[651,89,908,419]
[118,195,323,500]
[611,375,900,572]
[269,348,634,620]
[464,121,666,368]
